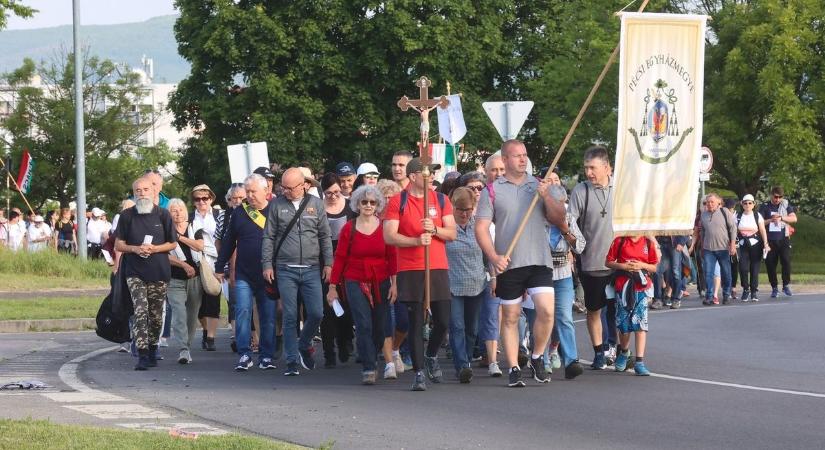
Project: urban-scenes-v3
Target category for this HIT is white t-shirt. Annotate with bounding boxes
[737,211,762,237]
[27,223,51,252]
[86,218,110,244]
[7,222,26,251]
[192,209,217,239]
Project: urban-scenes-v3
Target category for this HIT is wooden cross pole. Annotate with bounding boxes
[397,76,449,312]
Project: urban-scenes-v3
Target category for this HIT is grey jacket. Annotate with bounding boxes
[261,194,332,270]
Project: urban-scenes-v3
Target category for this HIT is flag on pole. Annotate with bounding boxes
[613,13,708,235]
[436,94,466,144]
[15,149,35,194]
[428,143,458,182]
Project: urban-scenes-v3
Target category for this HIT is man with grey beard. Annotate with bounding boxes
[115,177,178,370]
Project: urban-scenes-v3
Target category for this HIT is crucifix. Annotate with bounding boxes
[397,76,449,312]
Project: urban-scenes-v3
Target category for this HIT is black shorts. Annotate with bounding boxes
[580,272,614,312]
[198,292,221,318]
[397,270,451,303]
[496,265,554,302]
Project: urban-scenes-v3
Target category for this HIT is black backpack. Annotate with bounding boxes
[95,293,131,344]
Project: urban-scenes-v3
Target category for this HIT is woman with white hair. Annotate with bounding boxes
[167,198,205,364]
[327,185,398,385]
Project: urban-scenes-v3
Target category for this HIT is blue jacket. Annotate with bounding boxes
[214,202,271,289]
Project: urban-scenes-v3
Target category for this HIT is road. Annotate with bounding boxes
[3,294,825,449]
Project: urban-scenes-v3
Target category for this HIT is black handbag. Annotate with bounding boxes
[95,293,131,343]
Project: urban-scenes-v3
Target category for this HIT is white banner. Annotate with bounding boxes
[613,13,708,235]
[437,94,467,144]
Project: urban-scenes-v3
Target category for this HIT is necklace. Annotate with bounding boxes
[594,185,611,218]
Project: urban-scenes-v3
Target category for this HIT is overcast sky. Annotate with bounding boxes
[5,0,177,30]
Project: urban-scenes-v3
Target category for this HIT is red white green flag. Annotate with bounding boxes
[15,149,35,194]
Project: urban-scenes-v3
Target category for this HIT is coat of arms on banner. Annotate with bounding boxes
[628,79,693,164]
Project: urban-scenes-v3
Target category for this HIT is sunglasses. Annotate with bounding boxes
[193,197,210,202]
[773,195,783,199]
[364,174,379,180]
[360,199,377,206]
[467,185,484,192]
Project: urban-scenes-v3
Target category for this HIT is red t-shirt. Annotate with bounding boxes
[330,221,397,284]
[605,236,659,290]
[384,190,452,272]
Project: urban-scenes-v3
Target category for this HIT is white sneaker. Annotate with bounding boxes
[159,337,169,348]
[393,353,405,374]
[178,349,192,364]
[383,362,398,379]
[549,351,562,370]
[488,362,503,377]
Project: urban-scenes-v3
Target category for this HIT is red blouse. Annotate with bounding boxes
[330,220,397,285]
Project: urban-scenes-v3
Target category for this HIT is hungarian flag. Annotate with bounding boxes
[15,149,34,194]
[428,143,458,182]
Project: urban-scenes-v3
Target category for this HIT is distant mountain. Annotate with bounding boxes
[0,15,189,83]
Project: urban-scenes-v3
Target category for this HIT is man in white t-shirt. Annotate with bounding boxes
[87,207,108,258]
[27,215,51,252]
[6,211,26,251]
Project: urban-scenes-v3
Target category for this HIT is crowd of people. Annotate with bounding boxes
[0,141,800,391]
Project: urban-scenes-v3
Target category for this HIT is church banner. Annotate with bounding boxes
[613,13,708,236]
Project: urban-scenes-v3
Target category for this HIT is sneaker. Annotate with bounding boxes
[362,371,377,385]
[299,347,316,370]
[235,355,253,371]
[528,356,550,383]
[783,285,793,297]
[458,366,473,384]
[159,337,168,347]
[393,353,405,374]
[634,361,650,376]
[670,300,681,309]
[702,298,711,306]
[722,295,730,305]
[258,358,276,370]
[650,298,663,310]
[383,363,397,380]
[205,337,216,351]
[402,354,413,371]
[564,361,583,380]
[424,356,442,383]
[283,362,299,376]
[411,371,427,391]
[488,362,503,377]
[508,367,526,387]
[517,351,529,369]
[118,343,130,353]
[771,287,779,298]
[614,350,630,372]
[178,349,192,365]
[591,352,607,370]
[605,345,617,366]
[663,299,672,308]
[741,292,751,303]
[751,292,759,302]
[549,351,562,370]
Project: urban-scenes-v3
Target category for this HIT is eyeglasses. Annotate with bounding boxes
[773,195,783,199]
[360,199,377,206]
[193,197,210,202]
[324,190,341,197]
[364,174,379,180]
[467,185,484,192]
[282,183,304,192]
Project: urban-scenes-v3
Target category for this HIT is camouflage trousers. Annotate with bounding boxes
[127,277,168,350]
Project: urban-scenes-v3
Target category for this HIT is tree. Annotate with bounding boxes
[0,0,35,30]
[0,53,175,213]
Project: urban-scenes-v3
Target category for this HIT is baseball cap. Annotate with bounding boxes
[742,194,755,202]
[356,162,380,176]
[335,162,356,177]
[252,166,275,179]
[91,207,105,217]
[33,215,44,222]
[405,157,441,176]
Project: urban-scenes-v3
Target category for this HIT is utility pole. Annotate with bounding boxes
[73,0,87,259]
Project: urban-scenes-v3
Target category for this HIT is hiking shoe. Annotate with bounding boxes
[393,353,405,374]
[529,356,550,383]
[458,366,473,384]
[751,292,759,302]
[205,337,216,351]
[424,356,442,383]
[383,363,397,380]
[235,355,253,371]
[508,367,526,387]
[670,300,681,309]
[258,358,276,370]
[362,370,376,385]
[411,371,427,391]
[564,361,584,380]
[134,354,150,371]
[549,351,562,370]
[299,347,316,370]
[614,350,630,372]
[517,351,529,369]
[283,362,299,376]
[771,287,779,298]
[650,298,663,310]
[634,361,650,376]
[783,285,793,296]
[488,362,503,377]
[591,352,607,370]
[178,349,192,365]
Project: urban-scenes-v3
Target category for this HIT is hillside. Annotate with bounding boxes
[0,15,189,83]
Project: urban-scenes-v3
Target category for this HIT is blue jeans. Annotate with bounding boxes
[668,248,687,301]
[449,288,486,372]
[703,249,732,299]
[552,276,577,367]
[277,265,323,365]
[346,279,388,372]
[477,283,500,343]
[234,279,276,360]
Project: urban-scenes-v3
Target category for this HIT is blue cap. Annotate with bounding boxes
[335,162,356,177]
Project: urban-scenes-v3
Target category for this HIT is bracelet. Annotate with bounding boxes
[433,226,438,236]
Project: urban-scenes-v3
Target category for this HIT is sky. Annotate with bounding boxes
[5,0,177,30]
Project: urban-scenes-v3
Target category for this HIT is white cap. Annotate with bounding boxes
[33,215,44,222]
[356,162,380,176]
[92,207,105,217]
[742,194,755,202]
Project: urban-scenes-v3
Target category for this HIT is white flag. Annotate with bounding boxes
[437,94,466,144]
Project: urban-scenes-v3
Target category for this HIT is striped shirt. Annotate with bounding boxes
[446,217,488,297]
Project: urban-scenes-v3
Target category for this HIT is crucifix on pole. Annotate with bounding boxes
[397,76,449,312]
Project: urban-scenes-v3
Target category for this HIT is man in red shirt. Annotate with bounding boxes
[384,157,457,391]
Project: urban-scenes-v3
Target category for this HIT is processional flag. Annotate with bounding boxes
[15,149,34,194]
[613,13,708,236]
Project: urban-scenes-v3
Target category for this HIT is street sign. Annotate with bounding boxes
[699,146,713,174]
[482,101,534,141]
[227,141,269,183]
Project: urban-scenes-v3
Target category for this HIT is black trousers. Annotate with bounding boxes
[320,281,353,359]
[738,240,763,293]
[765,238,792,288]
[405,300,450,372]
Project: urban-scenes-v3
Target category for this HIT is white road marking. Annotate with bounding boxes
[64,403,171,419]
[43,392,126,403]
[118,422,228,435]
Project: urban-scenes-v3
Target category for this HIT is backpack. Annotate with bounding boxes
[398,190,446,216]
[96,293,131,343]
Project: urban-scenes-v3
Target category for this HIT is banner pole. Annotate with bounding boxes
[0,157,36,216]
[502,0,650,261]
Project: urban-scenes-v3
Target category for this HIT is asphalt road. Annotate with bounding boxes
[30,294,825,448]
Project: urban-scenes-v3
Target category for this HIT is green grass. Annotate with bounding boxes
[0,419,304,450]
[0,273,108,291]
[0,247,110,291]
[783,214,825,275]
[0,297,101,320]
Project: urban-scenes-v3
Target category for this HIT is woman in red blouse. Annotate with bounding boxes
[327,185,398,385]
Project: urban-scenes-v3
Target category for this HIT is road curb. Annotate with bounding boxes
[0,318,96,333]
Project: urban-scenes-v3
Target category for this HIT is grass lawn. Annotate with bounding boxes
[0,419,305,450]
[0,297,101,320]
[0,273,108,292]
[0,247,109,292]
[780,213,825,275]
